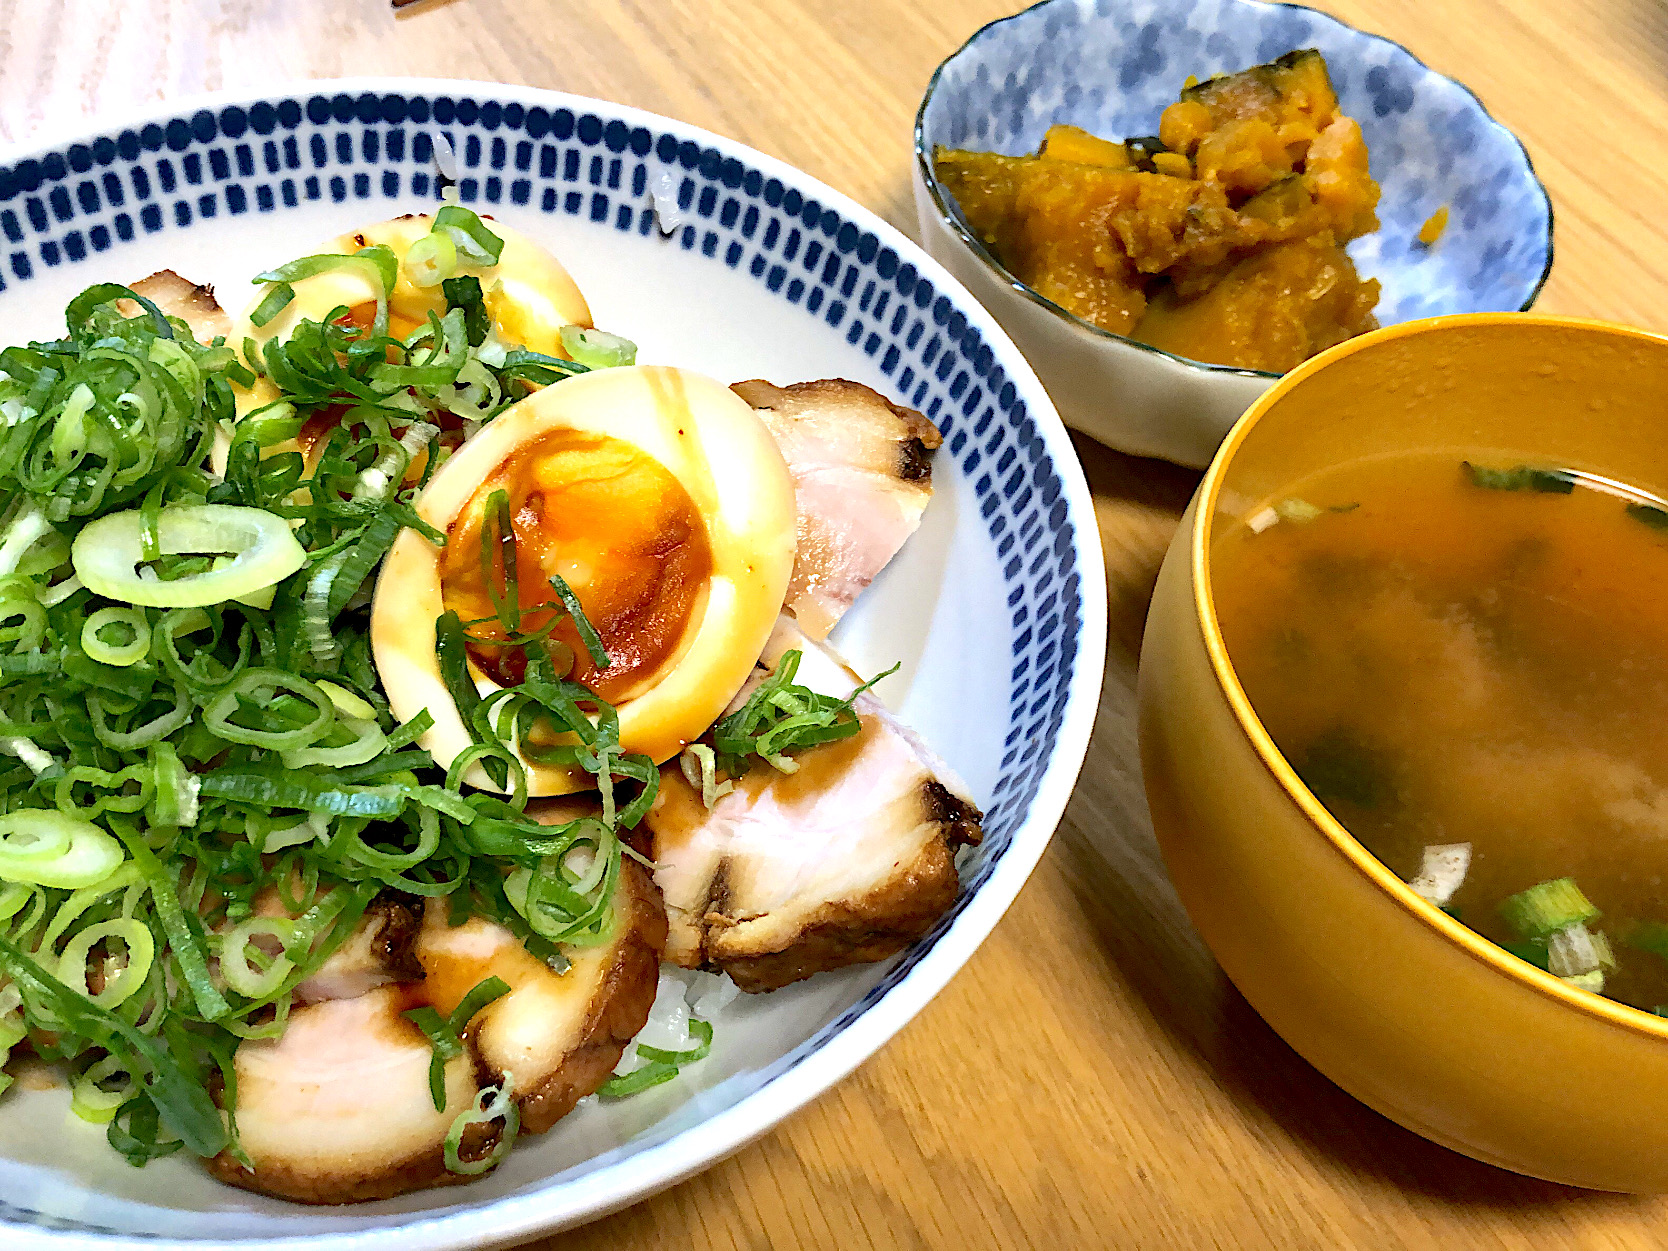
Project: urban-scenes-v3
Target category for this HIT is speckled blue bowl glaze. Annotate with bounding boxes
[913,0,1554,466]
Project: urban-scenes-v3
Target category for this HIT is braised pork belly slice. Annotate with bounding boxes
[295,896,423,1005]
[216,825,664,1200]
[644,618,982,992]
[209,986,484,1205]
[245,890,423,1005]
[415,855,666,1133]
[115,270,232,344]
[732,379,941,639]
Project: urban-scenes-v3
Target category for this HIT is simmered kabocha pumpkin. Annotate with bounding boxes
[934,48,1382,372]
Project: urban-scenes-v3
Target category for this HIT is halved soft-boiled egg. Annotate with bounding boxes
[370,365,798,795]
[223,213,592,468]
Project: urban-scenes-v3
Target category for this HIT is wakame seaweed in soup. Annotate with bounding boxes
[1213,451,1668,1012]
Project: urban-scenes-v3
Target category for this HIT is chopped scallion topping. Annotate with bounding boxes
[1462,462,1577,494]
[404,975,511,1112]
[710,650,897,778]
[1499,877,1599,942]
[0,272,650,1172]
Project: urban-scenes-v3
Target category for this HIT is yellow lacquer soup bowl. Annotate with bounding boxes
[1139,314,1668,1192]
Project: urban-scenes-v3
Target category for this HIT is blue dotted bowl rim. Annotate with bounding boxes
[913,0,1557,381]
[0,77,1109,1251]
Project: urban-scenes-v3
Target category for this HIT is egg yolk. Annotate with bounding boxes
[342,299,425,343]
[440,428,713,704]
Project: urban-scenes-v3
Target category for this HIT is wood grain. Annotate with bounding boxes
[3,0,1668,1245]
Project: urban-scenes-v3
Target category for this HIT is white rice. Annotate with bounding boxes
[431,132,459,183]
[610,967,738,1077]
[647,168,685,236]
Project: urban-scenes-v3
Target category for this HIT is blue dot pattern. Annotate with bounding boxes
[919,0,1553,326]
[0,89,1087,1237]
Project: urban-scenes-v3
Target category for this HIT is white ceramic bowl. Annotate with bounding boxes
[0,79,1106,1248]
[914,0,1554,467]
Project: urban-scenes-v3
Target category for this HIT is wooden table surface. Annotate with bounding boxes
[4,0,1668,1246]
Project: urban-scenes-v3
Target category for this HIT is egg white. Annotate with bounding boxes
[370,365,798,796]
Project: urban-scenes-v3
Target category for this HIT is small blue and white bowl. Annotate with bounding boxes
[0,78,1105,1249]
[914,0,1555,468]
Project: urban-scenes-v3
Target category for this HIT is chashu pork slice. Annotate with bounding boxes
[733,379,941,639]
[215,827,663,1200]
[209,985,486,1204]
[294,896,423,1004]
[246,889,424,1005]
[298,896,424,1005]
[116,270,232,344]
[415,854,667,1133]
[644,618,982,992]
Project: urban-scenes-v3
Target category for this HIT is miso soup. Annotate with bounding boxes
[1213,450,1668,1012]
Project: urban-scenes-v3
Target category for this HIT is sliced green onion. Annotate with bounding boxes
[1500,878,1599,942]
[198,769,404,818]
[317,681,377,721]
[249,283,295,328]
[88,682,193,752]
[82,607,151,667]
[71,1054,140,1125]
[442,276,491,347]
[548,573,607,668]
[73,504,307,609]
[0,506,53,577]
[281,717,386,769]
[385,708,435,752]
[449,975,512,1033]
[147,742,199,828]
[37,573,83,607]
[260,812,329,855]
[51,382,96,465]
[711,650,893,778]
[443,1077,518,1175]
[403,1006,460,1111]
[432,206,505,266]
[252,246,397,340]
[217,916,298,998]
[481,488,520,631]
[1275,498,1323,524]
[59,917,155,1009]
[0,735,54,776]
[202,669,336,751]
[559,326,637,370]
[368,307,468,392]
[0,933,228,1158]
[1407,843,1470,908]
[1462,462,1577,494]
[114,828,230,1021]
[405,974,510,1111]
[404,233,458,288]
[0,811,124,888]
[0,882,33,924]
[354,422,437,500]
[636,1017,713,1066]
[678,743,732,810]
[597,1061,677,1098]
[37,866,141,955]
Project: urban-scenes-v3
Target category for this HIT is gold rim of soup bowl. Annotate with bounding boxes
[1140,312,1668,1192]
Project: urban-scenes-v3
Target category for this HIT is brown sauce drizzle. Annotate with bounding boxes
[440,427,712,704]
